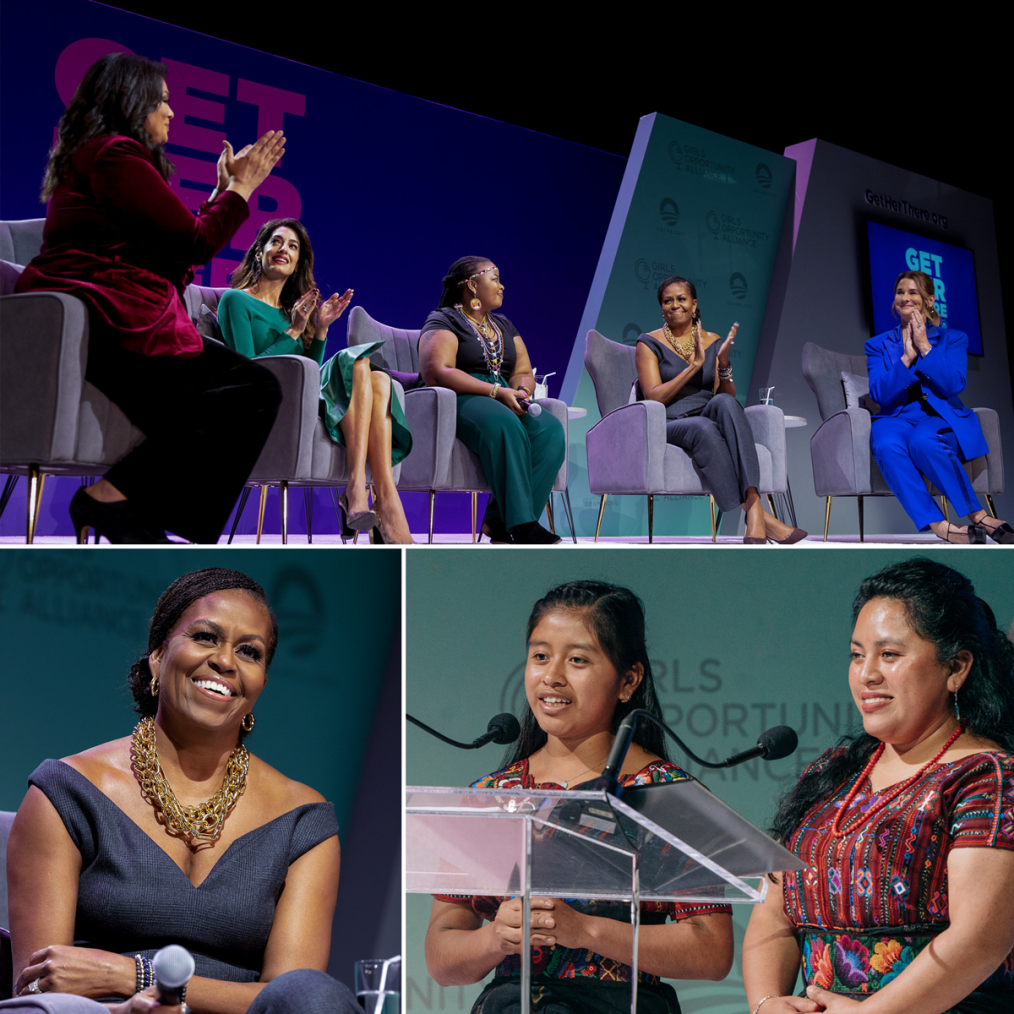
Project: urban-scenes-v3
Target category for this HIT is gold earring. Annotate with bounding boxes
[241,713,255,732]
[150,674,159,697]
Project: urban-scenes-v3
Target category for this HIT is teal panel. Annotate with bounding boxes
[563,113,794,538]
[404,548,1013,1013]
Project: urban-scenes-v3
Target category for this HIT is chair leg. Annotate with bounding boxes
[255,486,268,545]
[561,489,577,544]
[985,494,997,519]
[329,487,348,545]
[824,496,832,542]
[0,475,18,520]
[428,490,436,545]
[304,487,313,544]
[546,496,556,535]
[471,491,477,544]
[766,493,776,517]
[715,507,724,539]
[280,481,289,545]
[857,495,864,543]
[228,488,252,545]
[26,468,44,544]
[594,494,607,543]
[647,494,654,544]
[941,496,950,524]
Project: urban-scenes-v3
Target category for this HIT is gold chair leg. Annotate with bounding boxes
[710,495,717,543]
[647,494,654,544]
[472,492,477,543]
[594,494,607,543]
[941,496,950,524]
[857,495,864,543]
[26,468,44,544]
[546,497,556,534]
[986,494,997,518]
[766,493,776,517]
[823,496,832,542]
[280,481,288,545]
[255,486,267,545]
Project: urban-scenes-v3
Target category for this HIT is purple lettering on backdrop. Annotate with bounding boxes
[236,79,305,168]
[54,38,133,105]
[162,58,228,152]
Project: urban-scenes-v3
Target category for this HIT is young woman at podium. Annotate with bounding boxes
[425,580,734,1014]
[743,558,1014,1014]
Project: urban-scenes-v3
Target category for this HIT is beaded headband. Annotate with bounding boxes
[467,265,496,282]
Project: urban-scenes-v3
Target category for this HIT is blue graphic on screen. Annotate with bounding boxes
[867,221,982,355]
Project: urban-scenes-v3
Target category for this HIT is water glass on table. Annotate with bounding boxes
[355,955,401,1013]
[759,386,775,405]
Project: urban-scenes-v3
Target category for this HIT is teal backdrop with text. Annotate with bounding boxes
[561,113,795,540]
[405,549,1012,1013]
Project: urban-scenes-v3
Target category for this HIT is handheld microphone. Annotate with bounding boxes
[407,712,521,750]
[152,944,194,1006]
[517,399,542,417]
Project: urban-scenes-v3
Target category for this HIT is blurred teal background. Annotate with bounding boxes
[0,547,402,988]
[405,548,1013,1013]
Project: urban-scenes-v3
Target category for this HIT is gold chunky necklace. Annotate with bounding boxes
[662,322,696,360]
[131,717,249,846]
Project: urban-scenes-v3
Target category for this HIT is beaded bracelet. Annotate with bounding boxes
[718,366,734,381]
[489,383,501,398]
[752,995,777,1014]
[134,954,155,993]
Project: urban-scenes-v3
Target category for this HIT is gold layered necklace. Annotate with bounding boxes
[663,322,696,360]
[131,717,249,846]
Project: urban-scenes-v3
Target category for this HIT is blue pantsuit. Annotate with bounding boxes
[866,326,988,531]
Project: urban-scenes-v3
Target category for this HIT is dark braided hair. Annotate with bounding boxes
[127,569,278,737]
[656,275,701,324]
[230,219,320,340]
[770,558,1014,843]
[437,256,492,308]
[503,580,669,766]
[41,53,174,201]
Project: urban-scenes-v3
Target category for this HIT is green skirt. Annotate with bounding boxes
[318,341,412,465]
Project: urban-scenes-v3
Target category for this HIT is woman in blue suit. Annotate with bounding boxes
[867,270,1012,543]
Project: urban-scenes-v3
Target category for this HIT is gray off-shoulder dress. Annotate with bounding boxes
[3,759,359,1013]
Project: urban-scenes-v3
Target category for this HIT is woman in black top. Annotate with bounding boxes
[636,276,806,544]
[419,257,566,544]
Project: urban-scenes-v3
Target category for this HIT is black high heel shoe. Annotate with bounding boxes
[338,490,377,531]
[975,517,1014,544]
[69,488,170,544]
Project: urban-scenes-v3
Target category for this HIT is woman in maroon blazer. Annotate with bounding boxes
[15,53,285,543]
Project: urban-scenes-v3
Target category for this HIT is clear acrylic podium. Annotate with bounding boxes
[407,780,805,1014]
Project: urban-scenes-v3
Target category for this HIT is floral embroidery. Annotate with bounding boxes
[870,939,902,974]
[832,936,871,989]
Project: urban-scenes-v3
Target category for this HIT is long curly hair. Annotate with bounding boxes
[41,53,174,201]
[230,219,319,341]
[437,255,492,309]
[502,580,669,767]
[770,558,1014,843]
[127,569,278,739]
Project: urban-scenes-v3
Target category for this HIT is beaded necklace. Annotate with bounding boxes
[454,304,504,377]
[830,721,964,838]
[663,322,696,360]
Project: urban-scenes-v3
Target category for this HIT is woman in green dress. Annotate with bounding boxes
[218,218,414,543]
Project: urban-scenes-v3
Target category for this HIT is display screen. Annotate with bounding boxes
[866,221,983,355]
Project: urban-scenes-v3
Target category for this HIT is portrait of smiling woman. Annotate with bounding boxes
[0,553,401,1014]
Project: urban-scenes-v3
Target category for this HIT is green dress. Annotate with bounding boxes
[217,289,411,464]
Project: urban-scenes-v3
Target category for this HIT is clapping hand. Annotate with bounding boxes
[216,142,252,193]
[317,289,355,334]
[290,289,319,346]
[910,308,931,356]
[691,320,707,368]
[220,130,287,201]
[718,321,738,368]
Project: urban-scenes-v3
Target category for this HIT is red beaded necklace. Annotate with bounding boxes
[831,722,964,838]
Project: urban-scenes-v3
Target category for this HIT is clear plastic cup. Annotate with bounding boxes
[354,956,400,1013]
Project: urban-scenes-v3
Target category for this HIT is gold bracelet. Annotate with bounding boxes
[516,384,532,397]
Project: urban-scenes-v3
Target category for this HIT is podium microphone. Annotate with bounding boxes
[407,712,521,750]
[152,944,195,1006]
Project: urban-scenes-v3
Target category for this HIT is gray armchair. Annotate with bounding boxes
[584,329,787,542]
[346,306,574,543]
[801,342,1003,541]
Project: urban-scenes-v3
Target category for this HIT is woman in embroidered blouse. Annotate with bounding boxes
[218,219,415,543]
[636,276,806,544]
[425,580,734,1014]
[6,568,360,1013]
[418,256,566,545]
[742,558,1014,1014]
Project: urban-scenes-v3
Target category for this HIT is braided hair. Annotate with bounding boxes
[503,580,669,766]
[770,558,1014,843]
[126,569,278,737]
[437,256,492,308]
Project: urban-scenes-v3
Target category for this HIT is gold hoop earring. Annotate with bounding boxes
[150,674,159,697]
[241,713,255,733]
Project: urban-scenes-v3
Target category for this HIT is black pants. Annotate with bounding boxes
[86,338,281,543]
